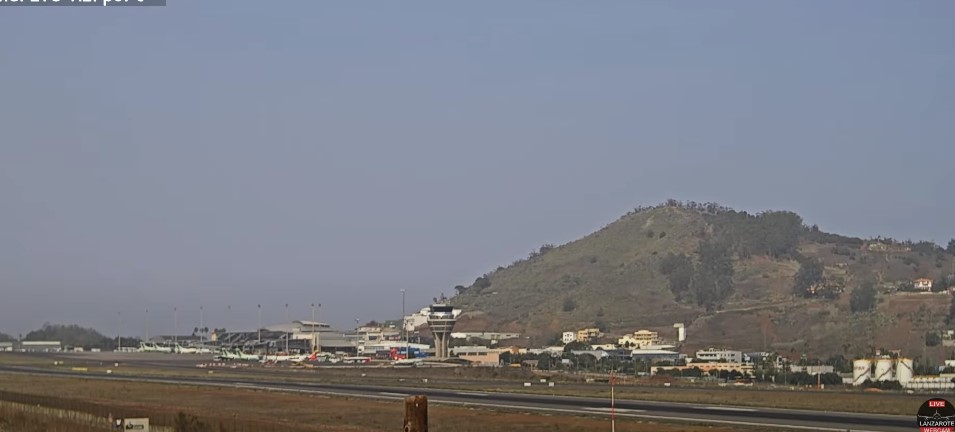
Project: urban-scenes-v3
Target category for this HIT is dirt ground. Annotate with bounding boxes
[0,373,793,432]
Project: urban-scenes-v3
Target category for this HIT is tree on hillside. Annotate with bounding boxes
[946,296,955,325]
[692,240,735,311]
[563,341,589,352]
[948,239,955,255]
[562,297,577,312]
[793,258,825,297]
[850,282,877,313]
[0,332,14,343]
[759,211,804,258]
[660,253,694,301]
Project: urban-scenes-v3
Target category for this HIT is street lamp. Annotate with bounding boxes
[310,303,317,353]
[174,307,178,347]
[285,303,289,353]
[257,304,261,343]
[199,305,204,344]
[401,289,408,358]
[144,307,149,341]
[117,311,122,351]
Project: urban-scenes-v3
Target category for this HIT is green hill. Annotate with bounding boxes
[24,323,117,349]
[452,201,955,360]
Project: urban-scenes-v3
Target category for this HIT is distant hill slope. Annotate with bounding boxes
[25,323,115,349]
[452,201,955,359]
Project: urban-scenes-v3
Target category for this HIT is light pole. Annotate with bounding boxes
[117,311,122,351]
[144,307,149,342]
[199,305,204,344]
[173,307,178,347]
[310,303,316,353]
[285,303,289,353]
[257,304,261,343]
[401,289,408,359]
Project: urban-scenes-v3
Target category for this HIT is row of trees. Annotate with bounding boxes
[705,210,804,259]
[660,240,735,311]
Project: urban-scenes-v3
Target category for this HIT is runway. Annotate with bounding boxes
[0,365,912,431]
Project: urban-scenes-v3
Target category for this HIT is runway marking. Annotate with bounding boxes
[377,392,406,397]
[456,392,489,397]
[699,406,757,412]
[583,407,645,413]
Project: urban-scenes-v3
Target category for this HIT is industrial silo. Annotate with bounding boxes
[874,358,895,382]
[896,358,914,386]
[852,359,872,386]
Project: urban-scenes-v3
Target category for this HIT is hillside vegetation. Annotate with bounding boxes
[452,201,955,359]
[24,323,118,350]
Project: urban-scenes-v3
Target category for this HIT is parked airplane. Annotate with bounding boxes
[174,344,198,354]
[215,349,260,362]
[138,342,172,353]
[260,353,309,363]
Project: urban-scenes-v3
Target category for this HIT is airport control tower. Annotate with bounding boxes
[427,303,457,358]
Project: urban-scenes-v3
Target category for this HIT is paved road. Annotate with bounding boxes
[0,365,911,431]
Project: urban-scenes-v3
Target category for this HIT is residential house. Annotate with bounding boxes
[576,328,602,342]
[618,330,660,348]
[561,332,576,344]
[914,278,934,291]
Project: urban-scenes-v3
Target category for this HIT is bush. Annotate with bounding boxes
[926,331,942,347]
[174,412,213,432]
[562,297,576,312]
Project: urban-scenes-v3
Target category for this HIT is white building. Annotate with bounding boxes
[263,321,356,352]
[562,332,576,344]
[20,341,61,353]
[790,365,834,374]
[694,349,743,364]
[451,332,521,341]
[0,342,13,352]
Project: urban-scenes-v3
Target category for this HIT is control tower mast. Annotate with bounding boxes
[427,303,457,358]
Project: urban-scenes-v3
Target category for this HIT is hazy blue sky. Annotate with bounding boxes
[1,1,952,338]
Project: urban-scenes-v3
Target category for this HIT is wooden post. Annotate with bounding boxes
[404,395,428,432]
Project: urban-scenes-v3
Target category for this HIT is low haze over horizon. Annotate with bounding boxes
[1,1,953,338]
